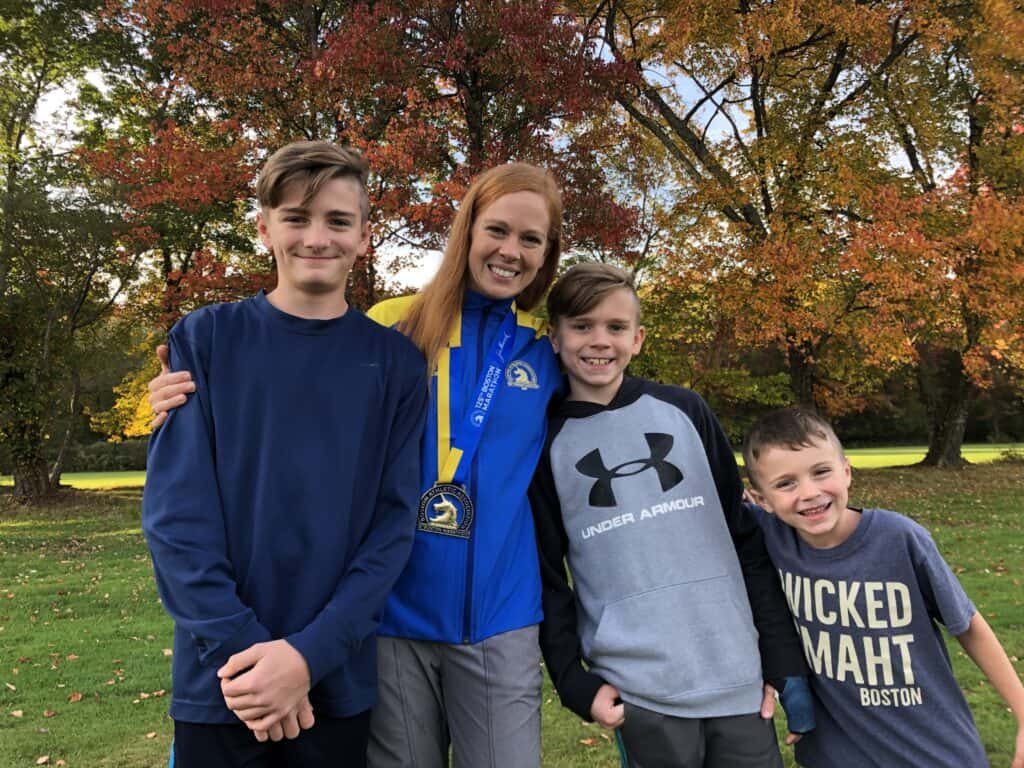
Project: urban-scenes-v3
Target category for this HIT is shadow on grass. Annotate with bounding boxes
[1,487,142,523]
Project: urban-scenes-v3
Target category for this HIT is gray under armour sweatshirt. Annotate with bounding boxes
[530,376,806,720]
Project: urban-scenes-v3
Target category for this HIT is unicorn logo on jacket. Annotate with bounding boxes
[505,360,539,390]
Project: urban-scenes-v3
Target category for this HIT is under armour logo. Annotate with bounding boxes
[575,433,684,507]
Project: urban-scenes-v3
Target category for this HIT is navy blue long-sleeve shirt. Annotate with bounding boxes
[142,291,427,723]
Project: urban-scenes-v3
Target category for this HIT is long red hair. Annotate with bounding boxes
[401,163,563,373]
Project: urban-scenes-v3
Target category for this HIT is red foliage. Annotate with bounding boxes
[101,0,638,305]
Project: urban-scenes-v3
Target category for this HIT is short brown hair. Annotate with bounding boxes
[255,141,369,222]
[743,407,844,489]
[547,262,639,325]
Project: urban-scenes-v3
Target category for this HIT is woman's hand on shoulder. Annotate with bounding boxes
[148,344,195,428]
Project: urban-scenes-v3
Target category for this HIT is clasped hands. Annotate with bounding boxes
[218,639,315,742]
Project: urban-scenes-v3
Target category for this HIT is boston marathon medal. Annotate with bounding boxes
[418,483,474,539]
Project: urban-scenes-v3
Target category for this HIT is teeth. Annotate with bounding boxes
[583,358,612,365]
[489,265,517,278]
[800,502,828,516]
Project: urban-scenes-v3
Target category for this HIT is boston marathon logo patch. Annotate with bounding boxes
[505,360,538,390]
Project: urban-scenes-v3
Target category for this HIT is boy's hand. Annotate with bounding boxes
[148,344,195,428]
[590,683,625,730]
[760,683,776,719]
[253,696,316,742]
[760,682,800,743]
[765,677,815,746]
[218,639,312,731]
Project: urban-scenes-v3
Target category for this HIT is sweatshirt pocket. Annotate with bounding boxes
[587,576,761,702]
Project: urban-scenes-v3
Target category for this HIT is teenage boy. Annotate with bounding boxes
[743,407,1024,768]
[142,141,428,768]
[529,262,813,768]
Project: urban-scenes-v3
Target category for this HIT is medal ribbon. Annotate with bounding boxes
[436,308,518,485]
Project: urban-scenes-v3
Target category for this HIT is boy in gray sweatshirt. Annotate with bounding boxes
[529,263,813,768]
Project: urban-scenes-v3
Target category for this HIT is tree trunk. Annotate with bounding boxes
[12,456,53,499]
[916,344,971,467]
[49,367,81,488]
[787,341,818,411]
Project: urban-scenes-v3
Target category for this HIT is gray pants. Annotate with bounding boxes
[367,626,542,768]
[619,702,783,768]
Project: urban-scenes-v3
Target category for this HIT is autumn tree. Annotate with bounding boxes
[101,0,636,304]
[861,0,1024,465]
[585,0,1023,462]
[86,0,641,436]
[586,1,933,405]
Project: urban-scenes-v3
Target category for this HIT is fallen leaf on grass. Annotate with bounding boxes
[10,710,23,718]
[36,757,49,765]
[162,648,173,657]
[56,761,67,767]
[5,682,15,691]
[65,654,78,661]
[145,732,157,739]
[579,738,597,746]
[68,692,83,703]
[43,709,56,718]
[151,689,165,697]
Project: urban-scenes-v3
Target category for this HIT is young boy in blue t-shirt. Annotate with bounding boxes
[529,262,813,768]
[743,407,1024,768]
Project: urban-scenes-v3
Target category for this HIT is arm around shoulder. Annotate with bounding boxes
[142,324,271,668]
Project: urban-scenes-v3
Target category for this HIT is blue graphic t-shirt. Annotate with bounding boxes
[754,506,988,768]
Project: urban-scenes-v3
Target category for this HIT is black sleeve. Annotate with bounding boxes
[529,441,606,722]
[686,390,808,685]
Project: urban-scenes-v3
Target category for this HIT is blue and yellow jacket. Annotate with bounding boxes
[368,290,562,643]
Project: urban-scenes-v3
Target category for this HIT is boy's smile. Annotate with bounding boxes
[551,287,645,405]
[749,436,859,549]
[257,176,369,315]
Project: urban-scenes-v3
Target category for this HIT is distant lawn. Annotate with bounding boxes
[0,472,146,490]
[2,444,1021,489]
[825,443,1022,468]
[1,462,1022,766]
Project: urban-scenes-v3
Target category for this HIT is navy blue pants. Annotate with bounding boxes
[172,710,370,768]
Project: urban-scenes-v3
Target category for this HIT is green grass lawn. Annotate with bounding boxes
[1,462,1022,766]
[2,445,1021,489]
